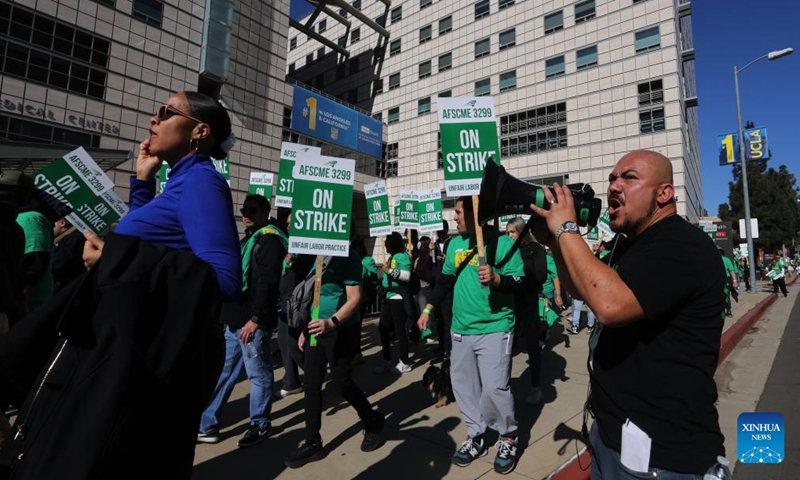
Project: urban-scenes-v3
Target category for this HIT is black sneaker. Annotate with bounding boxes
[494,435,519,474]
[237,424,273,448]
[361,411,385,452]
[452,437,487,467]
[285,440,325,468]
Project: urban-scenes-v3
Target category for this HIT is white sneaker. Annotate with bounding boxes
[395,361,412,374]
[280,386,303,397]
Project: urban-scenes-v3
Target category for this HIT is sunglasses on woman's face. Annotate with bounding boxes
[155,105,205,125]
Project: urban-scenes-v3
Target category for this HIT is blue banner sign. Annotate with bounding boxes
[718,126,770,166]
[290,85,383,159]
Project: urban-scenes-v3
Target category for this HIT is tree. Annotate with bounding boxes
[718,122,800,252]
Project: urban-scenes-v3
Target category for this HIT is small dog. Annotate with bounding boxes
[423,358,455,408]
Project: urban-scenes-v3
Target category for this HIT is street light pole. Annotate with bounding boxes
[732,47,793,293]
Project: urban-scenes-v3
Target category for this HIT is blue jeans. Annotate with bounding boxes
[199,327,273,433]
[571,299,596,329]
[590,423,703,479]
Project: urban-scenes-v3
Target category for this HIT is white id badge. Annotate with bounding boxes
[620,418,651,473]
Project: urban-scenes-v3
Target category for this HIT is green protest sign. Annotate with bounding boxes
[596,208,614,239]
[288,156,355,257]
[365,180,391,237]
[418,189,444,233]
[498,214,530,230]
[437,97,501,196]
[393,197,402,233]
[248,172,274,198]
[158,155,231,193]
[32,147,128,234]
[398,190,420,230]
[275,142,322,208]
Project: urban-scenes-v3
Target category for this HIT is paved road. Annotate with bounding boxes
[734,292,799,479]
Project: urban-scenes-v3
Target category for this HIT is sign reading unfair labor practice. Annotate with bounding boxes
[718,127,770,165]
[365,180,392,237]
[398,190,420,230]
[248,172,274,198]
[288,156,355,257]
[438,97,501,196]
[33,147,128,234]
[417,188,444,233]
[275,142,322,208]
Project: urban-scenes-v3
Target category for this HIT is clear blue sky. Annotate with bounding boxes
[289,0,799,215]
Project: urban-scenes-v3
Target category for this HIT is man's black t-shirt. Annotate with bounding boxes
[590,215,726,474]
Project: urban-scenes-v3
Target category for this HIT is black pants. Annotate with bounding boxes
[773,277,788,296]
[278,320,304,390]
[435,294,453,355]
[304,324,377,443]
[378,299,409,363]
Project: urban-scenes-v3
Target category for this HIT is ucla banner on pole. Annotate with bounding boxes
[718,127,770,166]
[418,188,444,233]
[275,142,322,208]
[438,97,501,196]
[33,147,128,234]
[288,156,355,257]
[365,180,392,237]
[399,190,420,230]
[249,172,274,198]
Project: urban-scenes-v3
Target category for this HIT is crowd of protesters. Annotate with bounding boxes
[1,92,797,480]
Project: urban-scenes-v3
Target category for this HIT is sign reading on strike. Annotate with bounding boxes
[438,97,501,196]
[32,147,128,234]
[249,172,274,198]
[288,156,355,257]
[417,188,444,233]
[399,190,420,229]
[275,142,322,208]
[365,180,392,237]
[393,197,402,233]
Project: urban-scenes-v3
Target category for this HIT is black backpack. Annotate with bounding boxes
[286,256,332,329]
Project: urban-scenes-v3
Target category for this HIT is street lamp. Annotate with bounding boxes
[734,47,793,292]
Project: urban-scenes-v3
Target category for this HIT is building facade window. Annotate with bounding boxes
[389,72,400,90]
[372,112,382,121]
[373,79,383,95]
[544,10,563,34]
[545,55,565,78]
[499,70,516,92]
[639,108,665,133]
[337,35,346,47]
[353,0,361,10]
[351,28,360,43]
[638,79,665,133]
[290,36,297,50]
[318,19,327,32]
[385,142,399,160]
[439,90,452,98]
[0,2,111,99]
[475,78,490,96]
[387,106,400,124]
[439,15,452,34]
[499,28,515,50]
[419,60,431,79]
[576,45,598,70]
[474,38,490,59]
[420,0,431,9]
[418,97,431,115]
[499,0,514,9]
[474,0,490,20]
[132,0,163,26]
[339,8,347,18]
[635,26,660,54]
[638,79,663,105]
[0,113,100,146]
[376,158,398,178]
[574,0,595,23]
[389,39,401,56]
[306,53,313,65]
[317,47,325,59]
[376,14,386,27]
[390,6,402,24]
[438,52,452,72]
[500,102,568,156]
[419,24,432,44]
[288,62,295,74]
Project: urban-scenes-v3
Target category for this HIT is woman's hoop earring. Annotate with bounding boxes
[189,137,199,153]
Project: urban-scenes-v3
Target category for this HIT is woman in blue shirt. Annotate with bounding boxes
[84,91,241,300]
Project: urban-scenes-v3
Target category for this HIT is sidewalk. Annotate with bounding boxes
[192,283,786,479]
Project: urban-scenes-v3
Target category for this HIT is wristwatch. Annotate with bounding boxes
[330,315,341,328]
[555,221,580,243]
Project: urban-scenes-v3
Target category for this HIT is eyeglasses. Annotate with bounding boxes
[156,105,206,125]
[240,207,258,216]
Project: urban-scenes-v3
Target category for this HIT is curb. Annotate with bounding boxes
[549,276,797,480]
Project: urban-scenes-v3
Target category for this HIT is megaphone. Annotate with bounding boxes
[478,160,602,228]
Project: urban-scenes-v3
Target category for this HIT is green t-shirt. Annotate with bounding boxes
[381,251,411,299]
[541,253,558,299]
[16,211,54,311]
[314,250,362,327]
[442,234,525,335]
[361,256,378,282]
[721,256,736,279]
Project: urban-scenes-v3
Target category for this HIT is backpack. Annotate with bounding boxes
[286,256,332,329]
